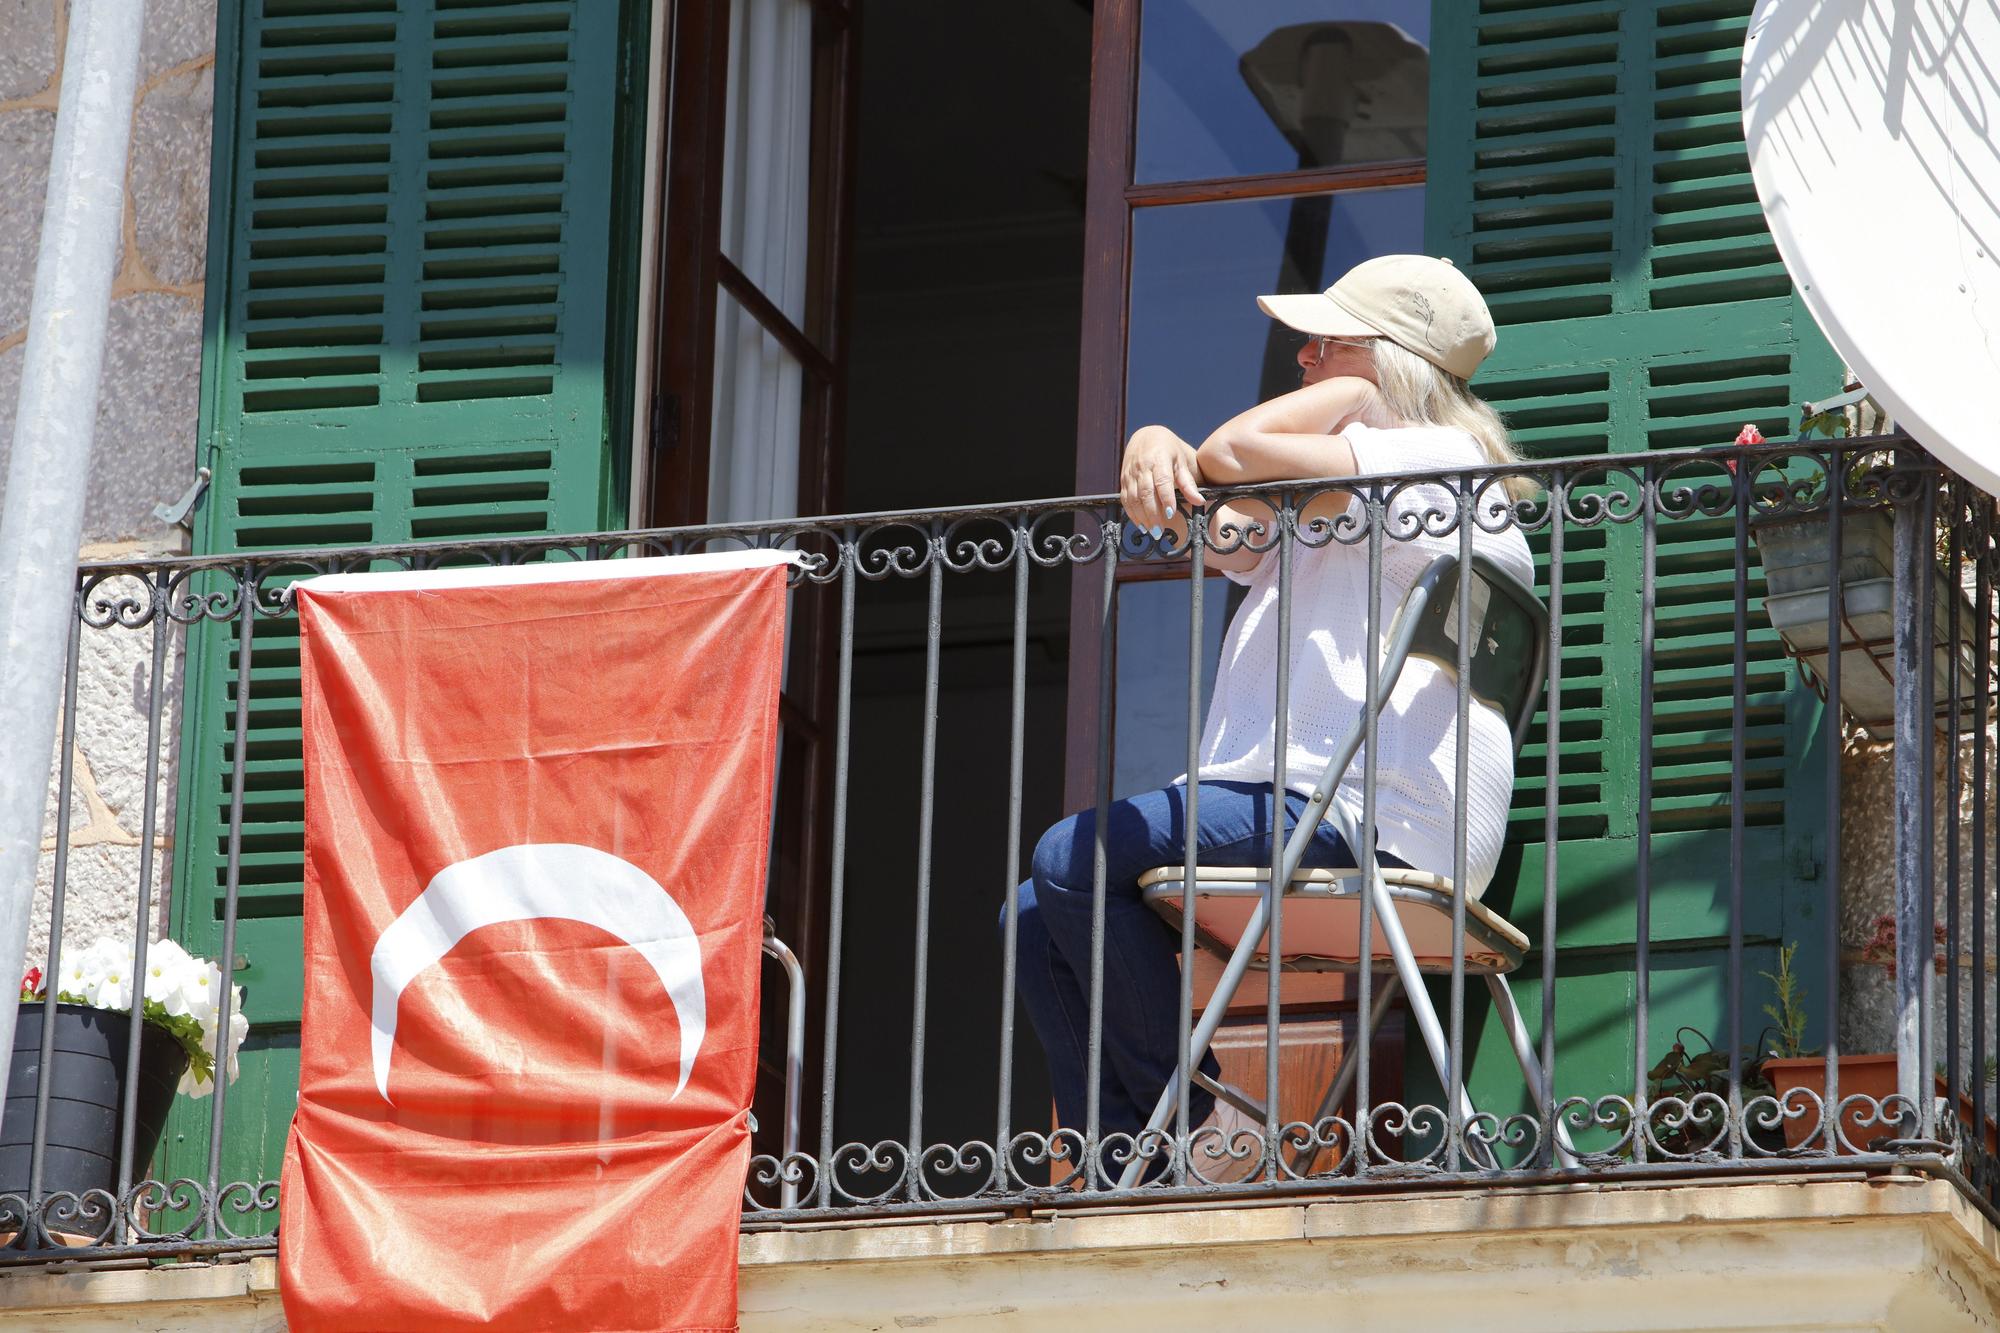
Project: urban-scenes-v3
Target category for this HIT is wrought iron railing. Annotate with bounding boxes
[4,435,1996,1261]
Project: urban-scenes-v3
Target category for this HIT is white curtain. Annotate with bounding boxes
[709,0,814,526]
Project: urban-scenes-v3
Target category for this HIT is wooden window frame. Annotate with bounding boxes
[644,0,857,531]
[639,0,862,1155]
[1064,0,1427,813]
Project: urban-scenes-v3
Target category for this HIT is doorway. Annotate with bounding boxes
[831,0,1091,1180]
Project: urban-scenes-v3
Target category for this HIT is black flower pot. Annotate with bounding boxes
[1,1002,189,1243]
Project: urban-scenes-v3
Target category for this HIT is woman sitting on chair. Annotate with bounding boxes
[1010,254,1537,1168]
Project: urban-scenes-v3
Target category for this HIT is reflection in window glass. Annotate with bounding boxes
[1125,185,1424,444]
[1113,577,1235,796]
[1136,0,1429,184]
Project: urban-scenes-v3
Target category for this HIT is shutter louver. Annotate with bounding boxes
[166,0,631,1216]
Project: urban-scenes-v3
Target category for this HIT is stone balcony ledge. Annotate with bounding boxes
[7,1176,1999,1331]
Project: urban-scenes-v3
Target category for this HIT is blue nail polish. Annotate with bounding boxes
[1166,505,1175,520]
[1149,525,1163,539]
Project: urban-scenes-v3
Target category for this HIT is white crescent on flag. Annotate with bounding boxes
[367,843,706,1103]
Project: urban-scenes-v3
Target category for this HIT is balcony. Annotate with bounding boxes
[5,437,1999,1325]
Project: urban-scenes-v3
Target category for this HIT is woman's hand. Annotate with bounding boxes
[1120,424,1206,531]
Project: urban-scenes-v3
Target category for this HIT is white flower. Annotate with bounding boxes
[51,936,248,1098]
[141,938,195,1006]
[73,938,134,1012]
[82,967,131,1013]
[174,980,249,1099]
[163,962,218,1023]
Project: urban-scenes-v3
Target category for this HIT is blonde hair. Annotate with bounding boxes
[1368,338,1537,503]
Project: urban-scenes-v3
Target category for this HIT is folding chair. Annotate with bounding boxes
[1117,553,1578,1187]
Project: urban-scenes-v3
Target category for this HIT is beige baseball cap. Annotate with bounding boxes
[1257,254,1496,380]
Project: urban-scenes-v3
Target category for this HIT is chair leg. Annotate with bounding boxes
[1284,972,1401,1176]
[1483,973,1582,1170]
[1116,891,1274,1190]
[1362,871,1499,1171]
[1192,1068,1264,1122]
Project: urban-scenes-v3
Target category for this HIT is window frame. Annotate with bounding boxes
[638,0,862,1153]
[643,0,857,532]
[1064,0,1429,812]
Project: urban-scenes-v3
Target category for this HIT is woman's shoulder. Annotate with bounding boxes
[1345,421,1486,473]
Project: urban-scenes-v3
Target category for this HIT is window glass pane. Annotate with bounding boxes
[719,0,815,324]
[711,288,804,524]
[1125,185,1424,442]
[1136,1,1429,185]
[1113,577,1235,796]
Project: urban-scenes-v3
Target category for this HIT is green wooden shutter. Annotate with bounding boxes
[1421,0,1842,1143]
[163,0,636,1216]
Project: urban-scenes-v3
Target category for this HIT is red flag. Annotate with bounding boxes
[280,550,793,1332]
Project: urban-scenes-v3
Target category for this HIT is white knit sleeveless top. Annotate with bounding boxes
[1185,423,1536,896]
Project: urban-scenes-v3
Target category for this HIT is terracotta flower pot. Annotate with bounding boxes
[1763,1053,1999,1156]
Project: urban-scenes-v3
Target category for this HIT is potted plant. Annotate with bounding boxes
[1,937,249,1246]
[1642,1026,1787,1157]
[1745,941,1884,1152]
[1635,942,1802,1157]
[1761,922,1997,1156]
[1733,411,1978,741]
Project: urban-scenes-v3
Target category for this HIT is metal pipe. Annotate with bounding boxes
[0,0,147,1117]
[1635,472,1657,1162]
[205,569,256,1237]
[115,584,171,1243]
[1449,485,1473,1171]
[761,931,807,1210]
[1357,491,1382,1170]
[1974,498,1991,1154]
[813,538,856,1208]
[1266,498,1294,1181]
[1728,452,1749,1157]
[1085,515,1116,1185]
[904,529,943,1199]
[1822,447,1846,1143]
[1945,485,1963,1118]
[1177,518,1206,1182]
[26,613,84,1245]
[1540,479,1564,1169]
[1892,475,1932,1138]
[1917,481,1939,1143]
[996,515,1029,1190]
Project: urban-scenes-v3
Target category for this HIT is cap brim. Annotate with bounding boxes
[1255,292,1377,338]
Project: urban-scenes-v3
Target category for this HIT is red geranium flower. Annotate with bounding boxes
[20,966,42,997]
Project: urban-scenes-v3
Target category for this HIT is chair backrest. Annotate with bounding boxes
[1273,551,1550,896]
[1399,553,1549,756]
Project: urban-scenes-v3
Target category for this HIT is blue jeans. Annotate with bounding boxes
[1006,780,1403,1144]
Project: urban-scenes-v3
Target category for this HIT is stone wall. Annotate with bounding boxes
[1,0,215,975]
[1840,727,2000,1093]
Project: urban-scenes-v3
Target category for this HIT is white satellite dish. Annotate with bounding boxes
[1742,0,2000,496]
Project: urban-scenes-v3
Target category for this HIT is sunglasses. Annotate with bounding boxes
[1302,334,1376,361]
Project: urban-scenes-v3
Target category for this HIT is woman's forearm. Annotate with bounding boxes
[1196,374,1372,484]
[1197,431,1358,485]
